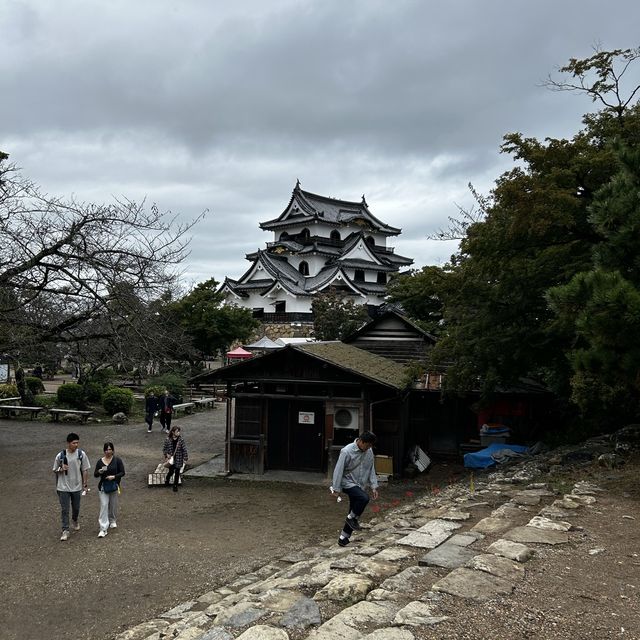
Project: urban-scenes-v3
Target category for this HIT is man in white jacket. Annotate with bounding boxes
[331,431,379,547]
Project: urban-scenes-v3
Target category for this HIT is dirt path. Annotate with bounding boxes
[0,406,446,640]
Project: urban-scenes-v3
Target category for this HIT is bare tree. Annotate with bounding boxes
[0,153,202,365]
[543,45,640,120]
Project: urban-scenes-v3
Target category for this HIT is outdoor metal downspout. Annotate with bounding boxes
[225,381,232,473]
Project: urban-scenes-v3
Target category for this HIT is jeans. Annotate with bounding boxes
[57,490,81,531]
[98,489,119,532]
[341,485,370,537]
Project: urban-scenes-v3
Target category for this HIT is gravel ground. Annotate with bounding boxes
[1,404,639,640]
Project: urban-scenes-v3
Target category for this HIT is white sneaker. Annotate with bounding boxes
[60,530,70,541]
[109,522,117,529]
[98,530,107,538]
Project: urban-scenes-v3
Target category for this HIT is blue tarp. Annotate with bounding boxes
[464,443,529,469]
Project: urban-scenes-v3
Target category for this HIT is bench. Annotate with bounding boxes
[0,397,22,404]
[173,402,195,416]
[0,405,44,419]
[193,397,215,409]
[49,408,94,423]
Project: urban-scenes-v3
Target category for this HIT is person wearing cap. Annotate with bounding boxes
[331,431,379,547]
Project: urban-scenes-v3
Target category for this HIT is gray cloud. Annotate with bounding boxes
[1,0,639,285]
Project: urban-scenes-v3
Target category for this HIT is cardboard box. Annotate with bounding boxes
[375,455,393,475]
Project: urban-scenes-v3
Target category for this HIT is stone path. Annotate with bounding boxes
[115,474,603,640]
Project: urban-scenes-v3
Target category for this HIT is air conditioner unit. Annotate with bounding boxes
[334,407,359,430]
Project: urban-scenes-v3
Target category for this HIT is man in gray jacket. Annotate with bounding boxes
[331,431,379,547]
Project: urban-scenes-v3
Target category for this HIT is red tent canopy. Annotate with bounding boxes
[226,347,253,360]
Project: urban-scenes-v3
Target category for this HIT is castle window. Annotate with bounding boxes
[377,272,386,284]
[274,300,286,313]
[330,230,341,242]
[354,269,365,282]
[300,228,310,241]
[299,261,309,276]
[279,231,289,241]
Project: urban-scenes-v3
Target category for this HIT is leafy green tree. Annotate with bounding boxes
[168,278,259,357]
[403,48,640,405]
[386,265,449,336]
[311,288,369,341]
[547,142,640,424]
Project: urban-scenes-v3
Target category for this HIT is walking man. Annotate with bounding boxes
[331,431,379,547]
[145,391,159,432]
[158,389,175,433]
[53,432,91,541]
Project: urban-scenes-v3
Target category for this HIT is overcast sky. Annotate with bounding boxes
[2,1,639,287]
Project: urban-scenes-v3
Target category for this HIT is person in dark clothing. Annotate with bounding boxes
[158,389,175,434]
[331,431,379,547]
[145,392,159,433]
[162,426,188,492]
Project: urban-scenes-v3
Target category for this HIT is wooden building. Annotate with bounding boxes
[190,342,410,477]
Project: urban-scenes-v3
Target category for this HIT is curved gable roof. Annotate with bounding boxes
[260,182,401,235]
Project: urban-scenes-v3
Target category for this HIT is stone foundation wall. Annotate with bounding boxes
[248,322,315,342]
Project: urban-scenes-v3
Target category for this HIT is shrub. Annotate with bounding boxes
[147,374,186,402]
[144,385,165,398]
[0,383,19,398]
[102,387,134,415]
[25,376,45,395]
[57,383,86,409]
[84,381,104,403]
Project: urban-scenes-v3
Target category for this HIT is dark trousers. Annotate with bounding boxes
[160,412,172,431]
[342,485,370,537]
[165,464,181,487]
[57,490,81,531]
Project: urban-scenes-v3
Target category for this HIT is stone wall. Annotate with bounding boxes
[248,322,315,342]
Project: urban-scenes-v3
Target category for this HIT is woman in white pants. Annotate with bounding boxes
[93,442,125,537]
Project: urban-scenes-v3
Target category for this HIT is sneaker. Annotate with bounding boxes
[109,522,117,529]
[172,485,178,492]
[98,530,107,538]
[346,516,361,531]
[338,537,350,547]
[60,530,70,541]
[72,520,80,531]
[147,428,152,432]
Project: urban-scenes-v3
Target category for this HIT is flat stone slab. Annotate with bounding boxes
[471,517,513,535]
[379,566,432,593]
[527,515,572,532]
[363,629,415,640]
[374,547,416,562]
[440,510,471,521]
[448,532,483,547]
[486,539,534,562]
[512,493,542,506]
[314,574,375,605]
[538,505,576,519]
[236,625,289,640]
[396,519,461,549]
[392,601,448,626]
[503,526,569,545]
[213,602,265,628]
[307,616,363,640]
[467,553,525,581]
[432,567,514,601]
[354,558,400,581]
[333,601,397,628]
[419,543,478,569]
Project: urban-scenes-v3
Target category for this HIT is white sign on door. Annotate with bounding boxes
[298,411,315,424]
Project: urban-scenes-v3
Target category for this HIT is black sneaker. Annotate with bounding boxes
[172,485,178,492]
[346,516,362,531]
[338,537,350,547]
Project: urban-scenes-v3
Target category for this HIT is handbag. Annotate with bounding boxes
[102,478,118,493]
[164,456,174,467]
